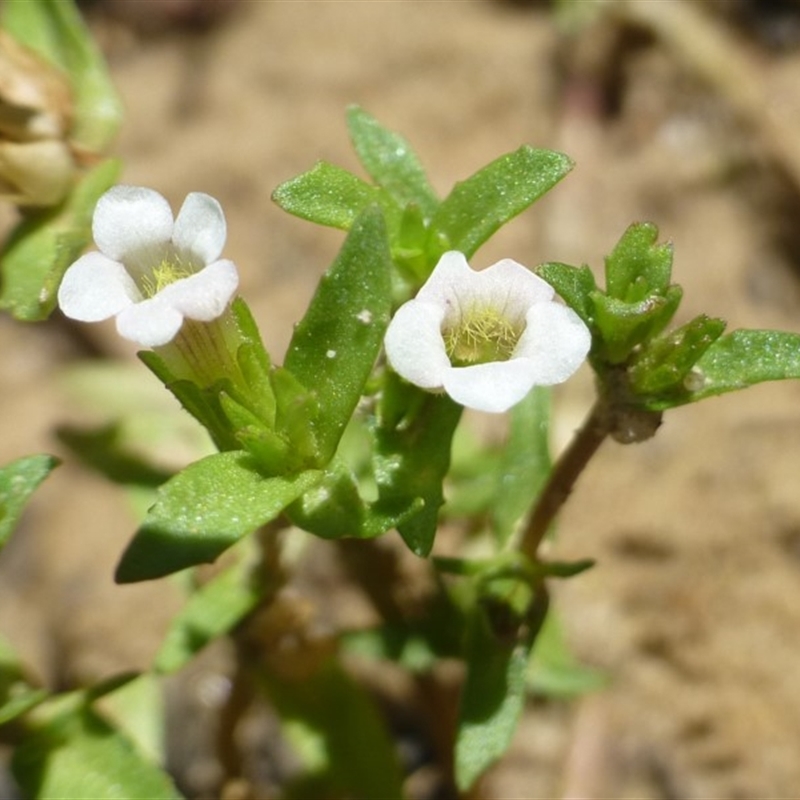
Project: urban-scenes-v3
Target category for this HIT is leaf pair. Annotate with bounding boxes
[274,106,574,286]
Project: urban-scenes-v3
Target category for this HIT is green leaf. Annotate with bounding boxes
[346,105,439,218]
[455,586,548,791]
[429,146,573,259]
[12,705,181,800]
[604,222,673,302]
[261,661,404,800]
[527,611,606,698]
[683,329,800,404]
[272,161,380,230]
[536,261,597,326]
[0,158,121,320]
[154,557,262,673]
[2,0,123,153]
[284,206,392,464]
[115,452,321,583]
[0,454,59,548]
[374,381,462,556]
[0,635,48,725]
[491,387,552,548]
[56,423,173,487]
[628,314,726,397]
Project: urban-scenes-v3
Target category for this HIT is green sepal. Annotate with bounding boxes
[114,451,322,583]
[0,454,59,549]
[231,297,276,427]
[0,158,120,320]
[604,222,673,302]
[535,261,597,326]
[138,351,240,452]
[287,459,421,540]
[428,146,573,260]
[628,314,726,397]
[346,105,439,218]
[270,367,321,468]
[591,284,683,364]
[284,205,392,465]
[2,0,123,153]
[374,379,462,556]
[271,161,381,230]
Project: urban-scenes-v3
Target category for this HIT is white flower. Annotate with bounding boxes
[57,185,239,347]
[384,251,591,413]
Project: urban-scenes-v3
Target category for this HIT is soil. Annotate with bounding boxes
[4,1,800,798]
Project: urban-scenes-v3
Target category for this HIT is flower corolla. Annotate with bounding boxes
[384,251,591,413]
[57,185,239,347]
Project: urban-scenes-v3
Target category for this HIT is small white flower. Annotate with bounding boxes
[57,185,239,347]
[384,251,591,413]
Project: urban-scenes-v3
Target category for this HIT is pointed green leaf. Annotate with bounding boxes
[272,161,381,230]
[115,452,321,582]
[0,158,120,320]
[12,705,181,800]
[681,329,800,404]
[527,611,606,698]
[0,635,48,725]
[429,146,573,259]
[346,105,439,218]
[491,387,551,547]
[2,0,123,153]
[261,661,404,800]
[154,557,262,674]
[374,383,462,556]
[284,206,392,464]
[604,222,673,302]
[455,586,548,791]
[56,423,172,487]
[0,454,59,548]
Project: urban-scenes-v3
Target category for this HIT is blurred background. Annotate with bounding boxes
[4,0,800,796]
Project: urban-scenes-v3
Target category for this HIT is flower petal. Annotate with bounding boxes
[477,258,554,325]
[172,192,227,266]
[418,252,554,328]
[442,360,538,413]
[57,252,139,322]
[158,260,239,321]
[384,299,451,389]
[115,296,184,348]
[92,186,174,274]
[515,302,591,384]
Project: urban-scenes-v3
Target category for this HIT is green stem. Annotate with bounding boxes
[518,400,610,561]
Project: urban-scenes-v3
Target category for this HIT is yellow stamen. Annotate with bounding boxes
[141,259,194,298]
[444,306,522,366]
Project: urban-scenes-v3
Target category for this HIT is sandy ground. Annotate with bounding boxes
[4,1,800,797]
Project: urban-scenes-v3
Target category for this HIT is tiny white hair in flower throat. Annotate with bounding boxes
[384,251,591,413]
[57,185,239,348]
